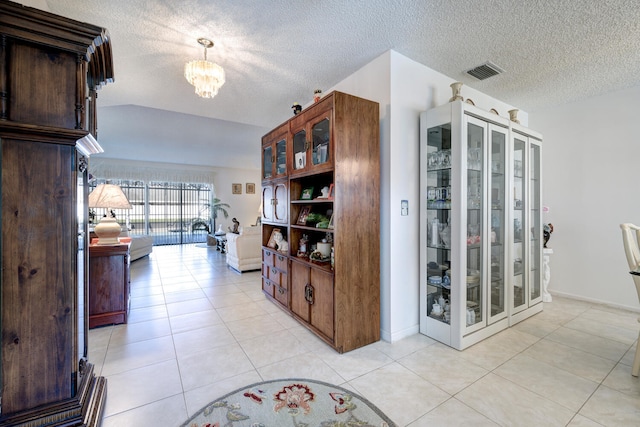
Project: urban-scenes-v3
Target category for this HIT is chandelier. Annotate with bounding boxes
[184,38,225,98]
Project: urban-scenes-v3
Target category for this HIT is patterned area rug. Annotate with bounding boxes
[181,378,396,427]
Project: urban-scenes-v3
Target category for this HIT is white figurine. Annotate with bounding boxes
[273,231,289,253]
[318,186,329,198]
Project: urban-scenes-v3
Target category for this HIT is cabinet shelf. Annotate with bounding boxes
[427,202,451,210]
[292,255,335,273]
[427,282,451,290]
[291,199,333,204]
[427,244,451,250]
[291,224,334,233]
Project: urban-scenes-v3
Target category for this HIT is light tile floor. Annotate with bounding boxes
[91,244,640,426]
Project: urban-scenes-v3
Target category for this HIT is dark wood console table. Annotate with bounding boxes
[89,243,131,328]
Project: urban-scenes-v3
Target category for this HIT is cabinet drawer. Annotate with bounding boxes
[274,282,288,307]
[275,253,288,271]
[266,266,283,286]
[263,248,276,267]
[262,278,275,298]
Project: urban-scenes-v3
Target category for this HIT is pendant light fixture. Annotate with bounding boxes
[184,38,225,98]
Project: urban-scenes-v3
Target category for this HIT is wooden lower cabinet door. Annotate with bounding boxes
[309,268,334,339]
[290,261,334,340]
[273,181,288,223]
[290,261,310,322]
[261,185,274,222]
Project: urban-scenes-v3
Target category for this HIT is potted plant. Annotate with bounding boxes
[190,197,230,234]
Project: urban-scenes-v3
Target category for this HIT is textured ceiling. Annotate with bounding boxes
[21,0,640,168]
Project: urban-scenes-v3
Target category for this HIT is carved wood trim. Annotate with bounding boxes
[0,362,107,427]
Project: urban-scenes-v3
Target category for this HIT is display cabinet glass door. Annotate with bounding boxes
[292,111,332,173]
[425,123,452,324]
[262,145,273,179]
[292,128,307,171]
[263,137,287,180]
[466,120,484,329]
[275,139,286,176]
[489,127,507,322]
[512,138,527,312]
[529,143,541,302]
[311,118,330,166]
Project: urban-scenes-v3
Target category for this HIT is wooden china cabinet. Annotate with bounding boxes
[261,91,380,353]
[0,1,114,426]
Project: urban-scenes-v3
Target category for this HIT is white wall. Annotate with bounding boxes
[214,168,262,231]
[333,50,524,341]
[530,85,640,311]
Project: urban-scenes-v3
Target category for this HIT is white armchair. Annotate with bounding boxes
[620,223,640,376]
[226,226,262,272]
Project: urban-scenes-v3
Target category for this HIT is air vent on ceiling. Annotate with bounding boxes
[466,61,504,81]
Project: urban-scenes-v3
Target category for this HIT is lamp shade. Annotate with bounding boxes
[88,184,132,209]
[88,184,131,245]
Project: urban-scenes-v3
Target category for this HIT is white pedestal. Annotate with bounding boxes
[543,248,554,302]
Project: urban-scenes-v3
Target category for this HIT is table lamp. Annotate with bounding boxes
[88,184,132,245]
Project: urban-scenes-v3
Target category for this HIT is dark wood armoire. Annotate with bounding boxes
[0,1,114,425]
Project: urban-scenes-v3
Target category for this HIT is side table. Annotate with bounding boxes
[89,242,131,328]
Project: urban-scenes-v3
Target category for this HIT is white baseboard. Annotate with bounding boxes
[380,324,420,343]
[550,291,640,314]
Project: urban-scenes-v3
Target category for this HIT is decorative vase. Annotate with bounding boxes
[449,82,464,102]
[508,109,520,124]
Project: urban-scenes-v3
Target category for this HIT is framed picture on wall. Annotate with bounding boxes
[246,183,255,194]
[232,183,242,194]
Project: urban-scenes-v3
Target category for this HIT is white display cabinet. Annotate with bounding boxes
[419,100,542,350]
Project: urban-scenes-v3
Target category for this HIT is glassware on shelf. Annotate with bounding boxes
[427,149,452,170]
[439,222,451,248]
[467,147,482,170]
[430,218,439,247]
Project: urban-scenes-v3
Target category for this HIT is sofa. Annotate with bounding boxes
[119,227,153,261]
[225,226,261,272]
[129,235,153,261]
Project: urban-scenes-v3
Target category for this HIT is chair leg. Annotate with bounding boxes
[633,335,640,377]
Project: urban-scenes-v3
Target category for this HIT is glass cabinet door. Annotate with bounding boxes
[275,138,286,176]
[291,110,332,174]
[466,121,484,328]
[489,127,507,321]
[262,145,273,179]
[529,143,541,301]
[512,138,526,312]
[293,129,307,171]
[263,124,288,180]
[425,123,452,324]
[311,118,330,166]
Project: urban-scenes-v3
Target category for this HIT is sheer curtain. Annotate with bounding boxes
[89,157,217,189]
